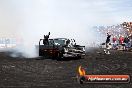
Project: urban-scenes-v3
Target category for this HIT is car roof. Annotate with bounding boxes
[53,38,68,40]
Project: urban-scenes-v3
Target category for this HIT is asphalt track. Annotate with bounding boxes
[0,48,132,88]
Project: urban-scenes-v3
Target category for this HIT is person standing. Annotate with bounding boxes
[104,33,111,54]
[119,35,124,45]
[119,35,124,50]
[112,36,117,49]
[124,36,130,50]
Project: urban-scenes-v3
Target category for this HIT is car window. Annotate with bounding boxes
[48,39,54,45]
[54,39,65,45]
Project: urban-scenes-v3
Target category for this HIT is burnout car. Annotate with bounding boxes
[39,37,85,60]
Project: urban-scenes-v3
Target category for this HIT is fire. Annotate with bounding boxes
[78,66,86,76]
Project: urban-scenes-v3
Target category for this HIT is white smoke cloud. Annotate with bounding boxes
[0,0,132,58]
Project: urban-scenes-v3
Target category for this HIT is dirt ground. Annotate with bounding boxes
[0,48,132,88]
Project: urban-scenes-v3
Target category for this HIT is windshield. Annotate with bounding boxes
[48,39,54,45]
[54,39,66,45]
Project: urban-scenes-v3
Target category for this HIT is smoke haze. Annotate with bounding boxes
[0,0,132,58]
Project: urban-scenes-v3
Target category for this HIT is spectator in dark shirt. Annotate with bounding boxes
[124,36,130,50]
[104,33,111,54]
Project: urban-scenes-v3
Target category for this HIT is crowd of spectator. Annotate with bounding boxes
[94,22,132,51]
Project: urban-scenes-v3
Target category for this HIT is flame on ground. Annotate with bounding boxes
[78,66,86,76]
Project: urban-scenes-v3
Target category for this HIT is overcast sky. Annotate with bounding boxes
[0,0,132,44]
